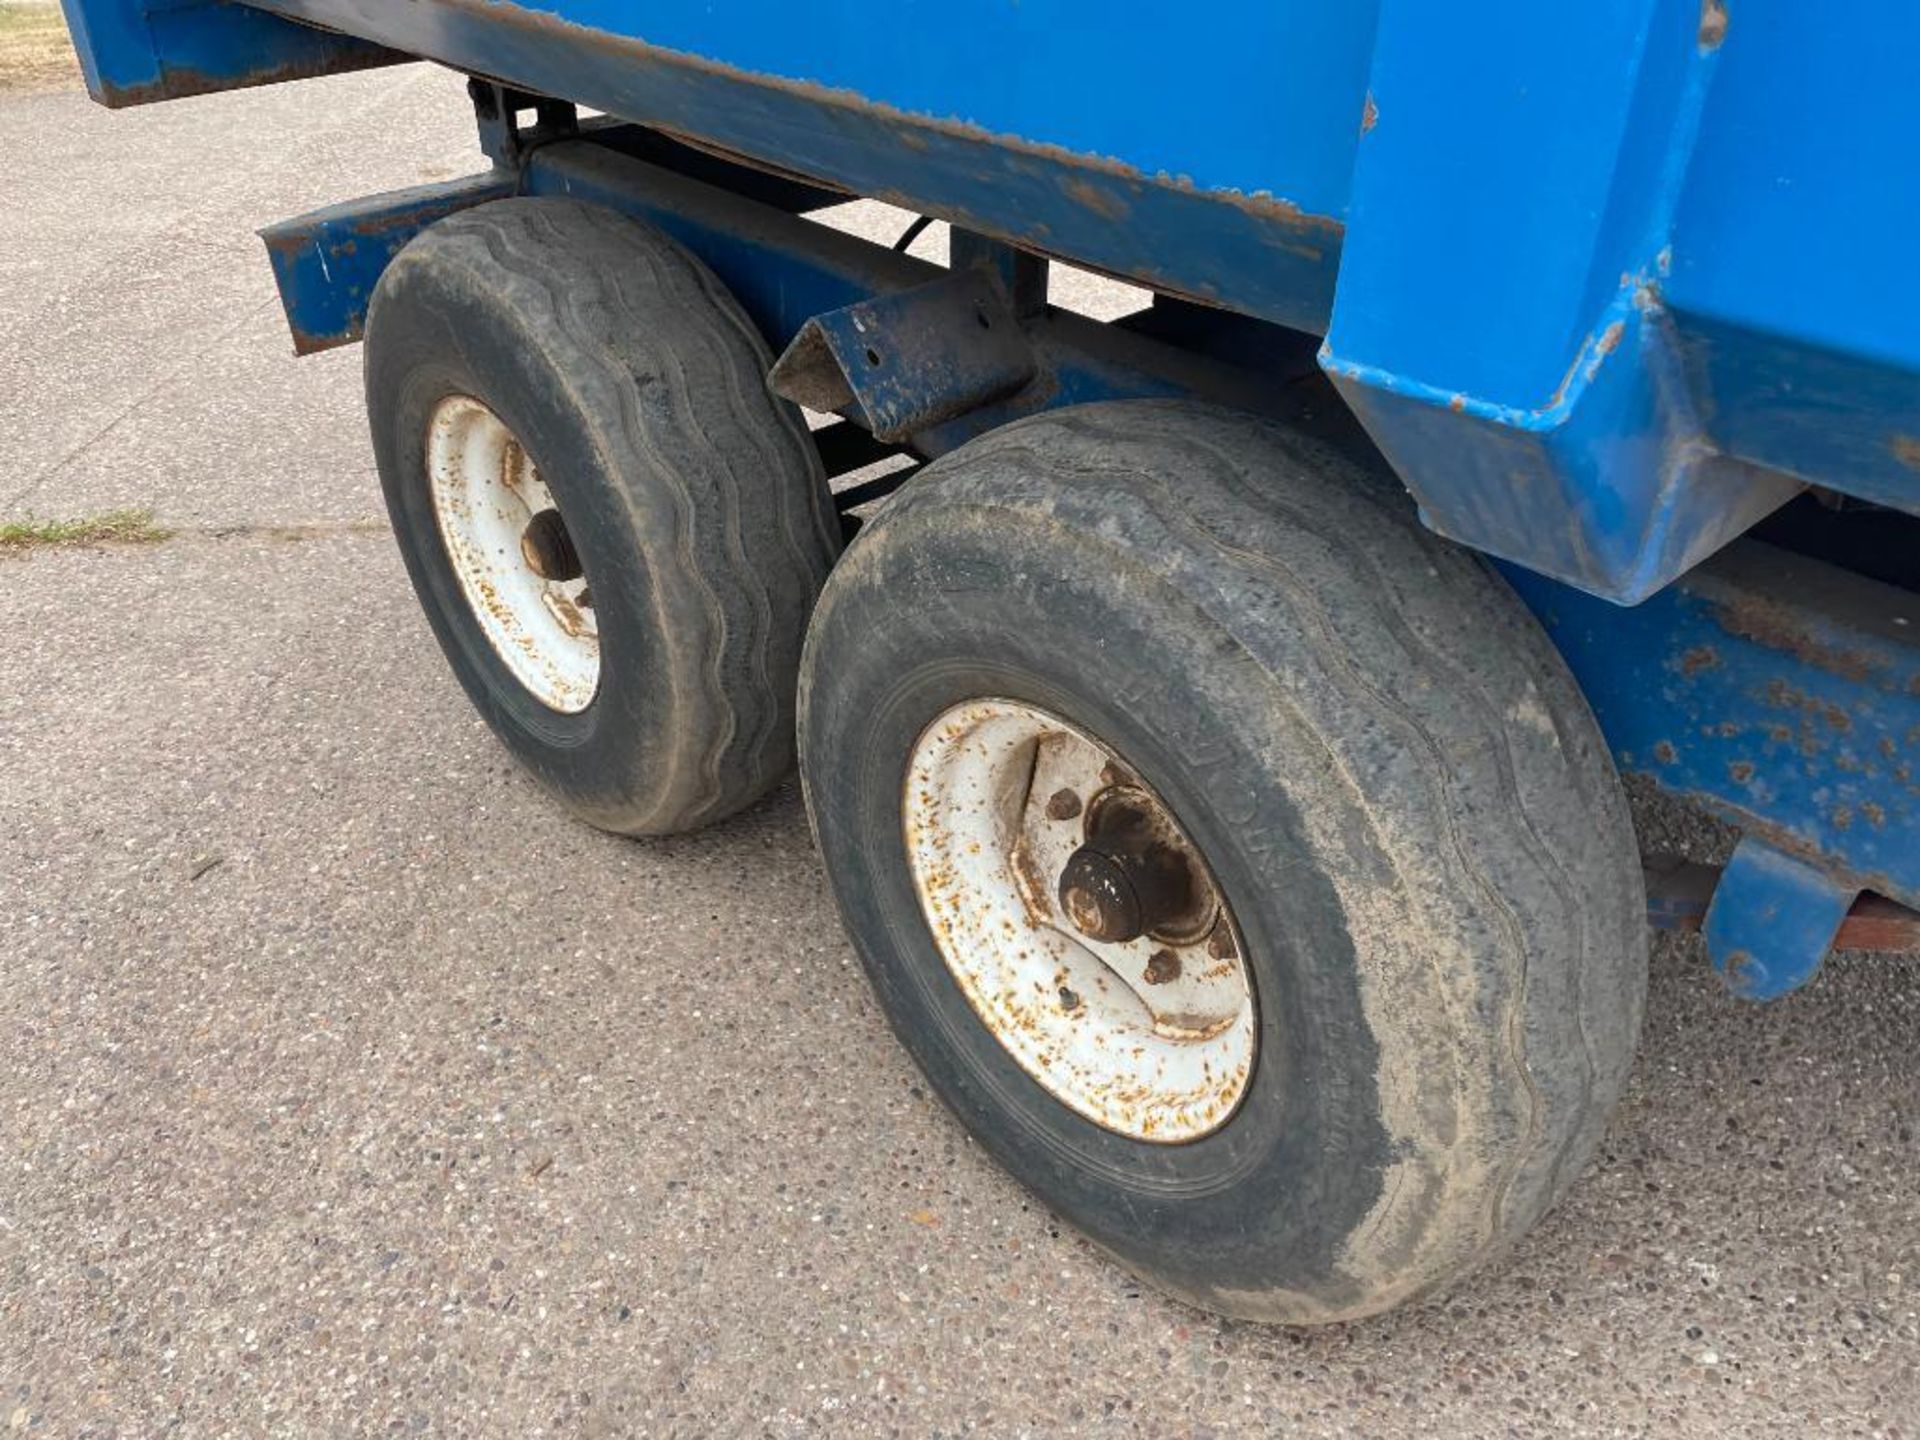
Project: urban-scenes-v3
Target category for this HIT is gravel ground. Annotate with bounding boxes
[2,63,1916,1439]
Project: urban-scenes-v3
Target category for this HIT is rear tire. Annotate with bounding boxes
[366,197,839,835]
[799,400,1646,1323]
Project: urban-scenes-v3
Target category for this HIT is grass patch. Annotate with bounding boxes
[0,1,80,93]
[0,508,173,553]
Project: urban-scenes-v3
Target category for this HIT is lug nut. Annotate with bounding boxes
[1045,788,1082,821]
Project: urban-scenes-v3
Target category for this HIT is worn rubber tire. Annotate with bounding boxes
[799,400,1646,1323]
[366,197,839,835]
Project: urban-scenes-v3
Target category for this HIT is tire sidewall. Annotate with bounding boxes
[367,240,683,813]
[803,502,1396,1314]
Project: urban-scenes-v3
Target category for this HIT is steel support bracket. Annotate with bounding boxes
[1702,838,1858,1000]
[950,229,1048,320]
[768,271,1038,444]
[471,79,579,167]
[259,171,516,354]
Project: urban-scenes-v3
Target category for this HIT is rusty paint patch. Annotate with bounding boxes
[1063,178,1129,222]
[1360,92,1378,135]
[1891,434,1920,471]
[1654,740,1678,764]
[1715,593,1881,683]
[1543,312,1633,413]
[1699,0,1730,49]
[93,45,401,108]
[1729,760,1754,783]
[1678,645,1720,676]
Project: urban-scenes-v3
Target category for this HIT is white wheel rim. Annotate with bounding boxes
[904,699,1256,1143]
[426,395,600,714]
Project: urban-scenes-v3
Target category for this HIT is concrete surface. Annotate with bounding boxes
[1,64,1916,1440]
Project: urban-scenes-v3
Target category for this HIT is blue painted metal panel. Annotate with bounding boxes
[1663,5,1920,517]
[537,0,1380,213]
[1327,0,1708,406]
[1702,840,1855,1000]
[57,0,397,106]
[1504,544,1920,916]
[1320,0,1920,599]
[1314,0,1804,603]
[259,171,515,353]
[240,0,1359,336]
[62,0,1920,600]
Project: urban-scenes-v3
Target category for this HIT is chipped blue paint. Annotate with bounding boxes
[259,172,515,353]
[1703,840,1856,1001]
[56,0,396,105]
[1503,541,1920,991]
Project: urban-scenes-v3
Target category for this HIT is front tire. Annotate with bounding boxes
[366,197,840,835]
[798,401,1646,1323]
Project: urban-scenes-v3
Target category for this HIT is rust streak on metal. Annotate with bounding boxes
[1543,316,1628,414]
[341,0,1346,247]
[1698,0,1730,49]
[1891,433,1920,472]
[1715,593,1880,682]
[1360,92,1378,135]
[93,46,402,108]
[1063,178,1129,222]
[1678,645,1720,676]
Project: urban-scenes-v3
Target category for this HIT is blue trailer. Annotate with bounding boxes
[57,0,1920,1321]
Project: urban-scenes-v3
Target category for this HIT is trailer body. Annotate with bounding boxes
[55,0,1920,989]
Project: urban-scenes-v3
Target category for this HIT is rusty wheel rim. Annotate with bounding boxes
[426,395,600,713]
[903,699,1256,1143]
